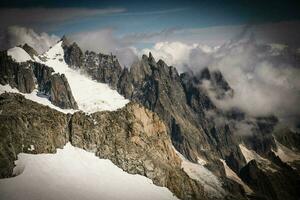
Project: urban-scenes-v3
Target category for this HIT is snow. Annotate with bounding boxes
[7,47,33,62]
[0,143,178,200]
[197,157,207,165]
[272,140,300,163]
[239,144,277,172]
[173,148,225,198]
[39,41,129,113]
[0,84,75,114]
[220,159,252,194]
[28,145,35,151]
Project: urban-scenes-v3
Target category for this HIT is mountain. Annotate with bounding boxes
[0,37,300,200]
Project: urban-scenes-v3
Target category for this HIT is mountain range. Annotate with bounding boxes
[0,35,299,200]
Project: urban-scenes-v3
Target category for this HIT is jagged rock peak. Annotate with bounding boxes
[60,35,71,47]
[141,54,148,61]
[148,52,155,63]
[21,43,38,58]
[157,59,167,66]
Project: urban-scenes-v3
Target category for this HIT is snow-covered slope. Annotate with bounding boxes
[0,143,178,200]
[239,144,277,172]
[173,148,225,198]
[7,47,33,62]
[0,84,75,114]
[220,159,252,194]
[39,41,129,113]
[273,140,300,163]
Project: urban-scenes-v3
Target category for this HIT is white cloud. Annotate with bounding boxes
[141,42,218,72]
[70,28,138,67]
[0,26,60,53]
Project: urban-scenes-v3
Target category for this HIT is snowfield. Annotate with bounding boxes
[4,41,129,114]
[173,147,225,198]
[0,143,178,200]
[39,41,129,113]
[7,47,33,62]
[273,140,300,163]
[239,144,277,172]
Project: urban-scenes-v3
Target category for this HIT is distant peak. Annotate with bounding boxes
[21,43,38,58]
[148,52,155,63]
[60,35,70,47]
[142,54,148,60]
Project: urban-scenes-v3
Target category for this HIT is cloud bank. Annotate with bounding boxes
[143,35,300,127]
[69,28,138,67]
[0,26,59,53]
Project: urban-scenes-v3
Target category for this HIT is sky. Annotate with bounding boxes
[1,0,300,41]
[0,0,300,126]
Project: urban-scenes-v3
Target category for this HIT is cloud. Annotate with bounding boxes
[141,41,218,72]
[0,26,60,53]
[142,29,300,128]
[69,28,138,67]
[207,39,300,121]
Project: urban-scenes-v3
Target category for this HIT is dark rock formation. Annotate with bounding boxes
[21,43,38,59]
[32,62,78,109]
[0,93,69,178]
[83,51,122,89]
[0,51,35,93]
[240,159,300,200]
[62,38,123,89]
[63,41,84,69]
[0,51,78,109]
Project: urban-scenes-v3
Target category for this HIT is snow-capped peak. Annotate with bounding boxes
[7,46,33,63]
[38,41,129,113]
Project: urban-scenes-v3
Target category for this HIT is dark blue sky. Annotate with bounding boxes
[1,0,300,35]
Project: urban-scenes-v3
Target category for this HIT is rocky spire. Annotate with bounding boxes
[148,52,156,63]
[60,35,70,47]
[21,43,38,58]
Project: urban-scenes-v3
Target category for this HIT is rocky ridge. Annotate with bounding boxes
[0,50,78,109]
[0,92,206,200]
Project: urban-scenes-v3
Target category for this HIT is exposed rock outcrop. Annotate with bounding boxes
[0,93,69,178]
[0,51,35,93]
[0,93,206,200]
[21,43,38,59]
[0,51,78,109]
[62,39,123,89]
[240,159,300,200]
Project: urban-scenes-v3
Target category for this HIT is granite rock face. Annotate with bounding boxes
[0,93,69,178]
[0,51,35,93]
[0,93,206,200]
[240,159,300,200]
[21,43,38,59]
[0,50,78,109]
[62,39,84,69]
[62,38,123,89]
